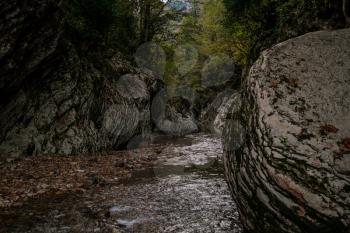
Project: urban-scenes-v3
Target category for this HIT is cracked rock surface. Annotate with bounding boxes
[200,89,239,136]
[223,29,350,233]
[0,0,160,159]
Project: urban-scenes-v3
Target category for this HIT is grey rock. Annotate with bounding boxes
[117,74,149,101]
[151,88,198,136]
[223,29,350,233]
[0,0,161,158]
[0,65,159,157]
[200,89,240,135]
[0,0,63,94]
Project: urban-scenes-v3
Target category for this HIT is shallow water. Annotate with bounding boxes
[106,134,242,232]
[0,134,242,233]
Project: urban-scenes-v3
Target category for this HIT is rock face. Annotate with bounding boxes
[200,89,239,135]
[151,88,198,136]
[0,0,63,97]
[0,0,160,158]
[223,29,350,233]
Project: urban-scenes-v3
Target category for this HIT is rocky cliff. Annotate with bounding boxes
[0,0,160,159]
[223,29,350,233]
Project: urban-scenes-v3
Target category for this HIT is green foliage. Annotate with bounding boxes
[139,0,178,43]
[195,0,235,57]
[66,0,176,54]
[66,0,136,52]
[159,0,346,94]
[160,0,241,92]
[223,0,346,64]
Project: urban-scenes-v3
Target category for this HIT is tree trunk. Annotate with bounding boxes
[140,0,151,43]
[344,0,350,24]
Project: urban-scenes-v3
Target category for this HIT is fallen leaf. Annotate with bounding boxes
[320,124,339,135]
[297,128,314,141]
[287,78,300,88]
[269,79,279,88]
[341,138,350,150]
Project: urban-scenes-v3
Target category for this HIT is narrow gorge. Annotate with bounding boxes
[0,0,349,233]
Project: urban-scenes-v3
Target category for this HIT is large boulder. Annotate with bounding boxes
[0,49,160,158]
[200,89,239,135]
[0,0,160,159]
[223,29,350,233]
[151,87,198,136]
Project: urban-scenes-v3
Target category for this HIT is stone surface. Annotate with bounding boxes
[0,0,63,98]
[200,89,239,136]
[223,29,350,233]
[0,0,160,158]
[151,88,198,136]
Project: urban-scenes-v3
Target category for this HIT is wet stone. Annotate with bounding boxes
[105,134,242,233]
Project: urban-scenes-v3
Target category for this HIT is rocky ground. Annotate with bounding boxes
[0,134,242,233]
[0,146,159,232]
[0,149,159,209]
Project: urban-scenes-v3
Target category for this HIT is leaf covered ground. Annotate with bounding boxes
[0,149,162,208]
[0,147,162,233]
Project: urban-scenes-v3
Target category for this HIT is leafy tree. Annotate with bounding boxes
[66,0,137,53]
[194,0,243,60]
[66,0,176,54]
[222,0,347,64]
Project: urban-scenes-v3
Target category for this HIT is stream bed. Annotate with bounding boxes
[0,134,242,233]
[108,134,242,232]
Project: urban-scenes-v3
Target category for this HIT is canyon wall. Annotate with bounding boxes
[0,0,161,159]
